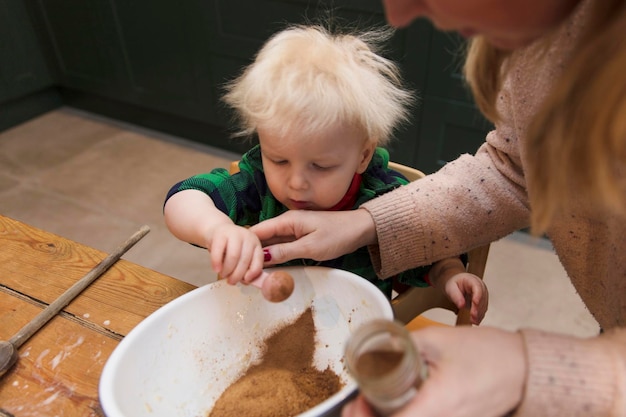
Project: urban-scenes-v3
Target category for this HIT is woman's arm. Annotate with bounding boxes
[252,140,530,271]
[514,327,626,416]
[362,136,531,279]
[342,326,626,417]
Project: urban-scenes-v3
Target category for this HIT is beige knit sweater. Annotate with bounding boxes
[361,0,626,415]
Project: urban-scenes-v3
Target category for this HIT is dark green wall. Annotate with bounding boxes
[4,0,492,173]
[0,0,61,131]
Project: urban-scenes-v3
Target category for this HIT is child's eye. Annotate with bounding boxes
[312,164,332,170]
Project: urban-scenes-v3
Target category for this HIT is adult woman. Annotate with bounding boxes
[251,0,626,415]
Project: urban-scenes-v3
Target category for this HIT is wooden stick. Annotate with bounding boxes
[9,225,150,348]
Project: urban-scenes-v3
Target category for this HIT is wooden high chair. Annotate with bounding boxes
[227,160,491,329]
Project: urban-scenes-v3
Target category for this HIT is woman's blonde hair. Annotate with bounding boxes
[464,0,626,233]
[222,24,414,146]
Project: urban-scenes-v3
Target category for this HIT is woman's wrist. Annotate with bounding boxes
[353,208,378,249]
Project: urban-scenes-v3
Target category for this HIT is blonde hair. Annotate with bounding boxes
[222,24,414,146]
[464,0,626,234]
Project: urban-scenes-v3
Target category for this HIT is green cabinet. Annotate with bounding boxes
[383,25,493,172]
[29,0,212,120]
[23,0,492,173]
[0,0,59,130]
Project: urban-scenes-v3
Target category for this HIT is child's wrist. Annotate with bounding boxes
[429,256,465,287]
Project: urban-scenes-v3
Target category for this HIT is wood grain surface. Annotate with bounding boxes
[0,215,195,416]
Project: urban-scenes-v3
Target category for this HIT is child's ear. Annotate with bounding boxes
[356,141,377,174]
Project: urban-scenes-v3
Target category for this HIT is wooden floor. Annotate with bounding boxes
[0,107,600,336]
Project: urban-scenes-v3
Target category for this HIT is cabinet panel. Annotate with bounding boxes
[382,22,432,167]
[36,0,130,92]
[207,0,386,57]
[400,23,492,172]
[202,0,394,126]
[115,1,197,100]
[22,0,492,173]
[0,0,54,102]
[414,97,492,174]
[35,0,216,121]
[0,0,60,131]
[423,30,474,102]
[113,0,215,119]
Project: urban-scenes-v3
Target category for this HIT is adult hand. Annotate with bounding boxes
[342,326,526,417]
[250,208,377,265]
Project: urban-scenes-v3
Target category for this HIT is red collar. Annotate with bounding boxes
[329,173,362,211]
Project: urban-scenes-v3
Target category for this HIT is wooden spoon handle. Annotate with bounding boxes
[9,225,150,348]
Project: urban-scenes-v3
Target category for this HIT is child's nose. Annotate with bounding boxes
[287,171,308,190]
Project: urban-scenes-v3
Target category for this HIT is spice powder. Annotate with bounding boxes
[208,307,343,417]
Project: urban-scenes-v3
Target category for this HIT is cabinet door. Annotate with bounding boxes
[199,0,395,127]
[32,0,131,96]
[26,0,492,172]
[410,28,493,173]
[0,0,53,102]
[32,0,214,120]
[202,1,491,172]
[0,0,57,130]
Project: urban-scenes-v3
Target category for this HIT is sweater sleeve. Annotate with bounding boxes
[361,135,531,278]
[360,12,571,279]
[360,0,588,280]
[514,328,626,416]
[359,0,594,281]
[361,46,531,279]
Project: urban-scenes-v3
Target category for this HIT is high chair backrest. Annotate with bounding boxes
[228,160,490,328]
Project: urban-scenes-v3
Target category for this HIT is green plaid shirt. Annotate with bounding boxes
[166,145,431,298]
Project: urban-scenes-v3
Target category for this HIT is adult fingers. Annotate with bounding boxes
[341,395,377,417]
[261,236,319,265]
[404,327,525,417]
[250,213,299,244]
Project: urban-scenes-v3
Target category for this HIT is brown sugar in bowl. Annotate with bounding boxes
[99,266,393,417]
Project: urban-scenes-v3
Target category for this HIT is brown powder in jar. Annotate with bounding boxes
[208,307,343,417]
[355,350,404,378]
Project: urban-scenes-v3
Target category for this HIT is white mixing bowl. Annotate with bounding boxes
[99,266,393,417]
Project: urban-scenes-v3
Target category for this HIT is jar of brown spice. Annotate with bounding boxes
[345,319,428,416]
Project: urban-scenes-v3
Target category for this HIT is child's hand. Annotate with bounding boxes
[444,272,489,325]
[207,224,265,286]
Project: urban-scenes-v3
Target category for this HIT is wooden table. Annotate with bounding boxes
[0,215,196,416]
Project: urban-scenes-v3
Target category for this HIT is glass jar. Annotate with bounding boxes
[345,319,427,416]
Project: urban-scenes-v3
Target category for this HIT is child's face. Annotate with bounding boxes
[382,0,581,50]
[258,123,375,211]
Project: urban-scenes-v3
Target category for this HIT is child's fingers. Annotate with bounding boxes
[449,286,468,310]
[223,237,253,284]
[470,283,489,324]
[471,303,486,325]
[209,236,227,275]
[211,234,245,284]
[243,245,265,283]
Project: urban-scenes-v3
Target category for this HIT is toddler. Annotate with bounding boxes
[163,24,488,324]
